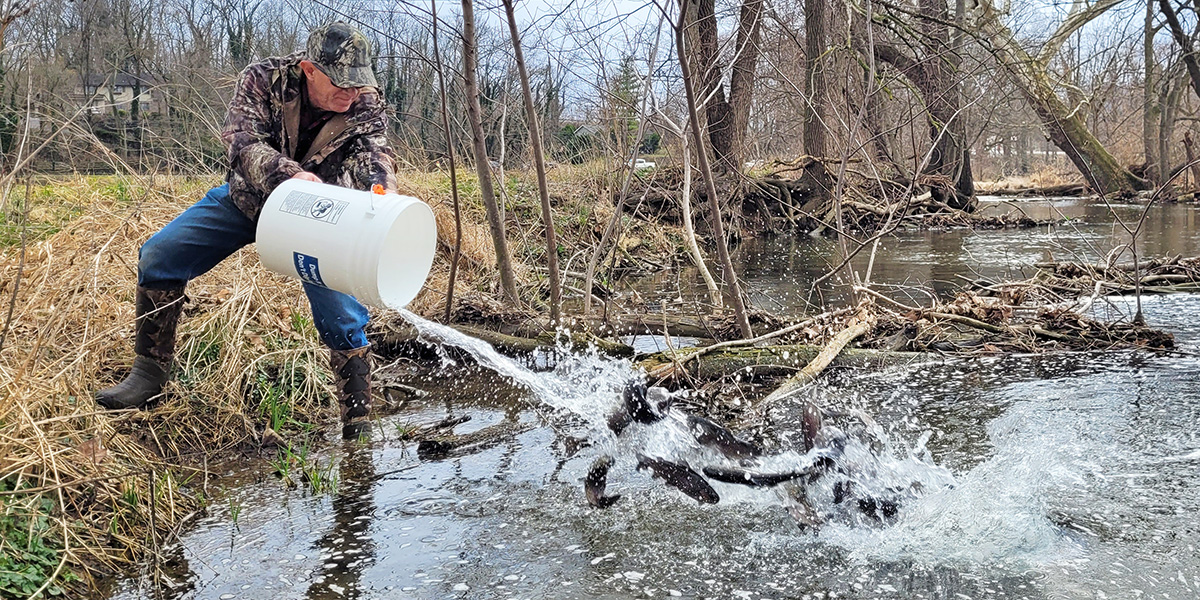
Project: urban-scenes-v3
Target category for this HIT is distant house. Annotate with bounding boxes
[72,73,167,116]
[572,123,605,138]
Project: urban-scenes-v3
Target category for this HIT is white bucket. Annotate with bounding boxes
[256,179,437,310]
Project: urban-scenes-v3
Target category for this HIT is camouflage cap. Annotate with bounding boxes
[306,22,378,89]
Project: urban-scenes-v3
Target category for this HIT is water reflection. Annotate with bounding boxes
[631,197,1200,314]
[304,445,376,600]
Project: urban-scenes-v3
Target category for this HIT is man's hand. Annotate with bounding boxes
[292,171,322,183]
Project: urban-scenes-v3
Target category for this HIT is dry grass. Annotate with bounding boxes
[975,165,1083,193]
[0,171,515,594]
[0,165,681,595]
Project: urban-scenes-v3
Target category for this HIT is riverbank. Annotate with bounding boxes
[0,171,1187,596]
[0,168,692,596]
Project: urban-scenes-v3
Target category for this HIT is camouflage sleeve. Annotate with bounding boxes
[344,94,397,191]
[220,63,302,196]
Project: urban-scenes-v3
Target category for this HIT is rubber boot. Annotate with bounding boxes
[96,286,185,410]
[331,345,373,440]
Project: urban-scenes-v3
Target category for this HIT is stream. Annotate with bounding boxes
[108,197,1200,599]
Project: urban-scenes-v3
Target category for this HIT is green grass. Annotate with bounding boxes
[270,444,338,495]
[0,478,74,599]
[394,420,419,439]
[227,496,242,529]
[0,181,85,248]
[251,351,327,434]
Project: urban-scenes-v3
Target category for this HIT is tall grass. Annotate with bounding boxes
[0,165,675,595]
[0,172,479,595]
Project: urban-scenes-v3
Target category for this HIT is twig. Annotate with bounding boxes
[430,0,463,324]
[853,285,919,312]
[0,176,31,354]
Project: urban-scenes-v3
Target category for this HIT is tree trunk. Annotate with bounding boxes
[693,0,729,166]
[461,0,520,305]
[874,41,975,210]
[502,0,562,323]
[1160,74,1185,190]
[725,0,764,171]
[970,0,1148,195]
[804,0,828,159]
[873,0,975,210]
[663,113,722,307]
[691,0,761,173]
[432,0,464,323]
[677,0,753,339]
[1158,0,1200,101]
[1143,0,1160,184]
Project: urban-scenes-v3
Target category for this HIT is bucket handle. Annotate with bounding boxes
[369,184,388,216]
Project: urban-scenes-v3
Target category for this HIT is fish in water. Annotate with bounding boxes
[635,455,720,504]
[584,455,620,508]
[587,380,780,507]
[586,381,915,527]
[588,381,743,506]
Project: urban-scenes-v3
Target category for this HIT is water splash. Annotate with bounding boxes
[821,399,1082,566]
[398,310,960,525]
[397,309,633,427]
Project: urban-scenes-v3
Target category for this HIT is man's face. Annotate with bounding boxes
[300,60,364,113]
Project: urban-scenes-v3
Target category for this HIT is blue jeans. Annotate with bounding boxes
[138,184,370,351]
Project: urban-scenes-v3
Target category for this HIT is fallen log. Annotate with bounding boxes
[413,420,534,460]
[636,343,924,382]
[983,182,1089,197]
[371,320,636,357]
[758,311,876,406]
[643,310,854,380]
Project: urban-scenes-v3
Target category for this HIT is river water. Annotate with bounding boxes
[109,197,1200,599]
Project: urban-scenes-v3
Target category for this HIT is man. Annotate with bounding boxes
[96,22,396,439]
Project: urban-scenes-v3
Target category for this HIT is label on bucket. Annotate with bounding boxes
[293,252,327,288]
[279,191,349,224]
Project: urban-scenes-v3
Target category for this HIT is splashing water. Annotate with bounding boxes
[819,379,1094,566]
[398,309,960,530]
[397,309,634,428]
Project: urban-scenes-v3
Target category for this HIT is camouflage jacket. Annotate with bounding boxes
[220,53,397,222]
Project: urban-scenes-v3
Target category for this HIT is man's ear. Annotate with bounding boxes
[299,60,315,78]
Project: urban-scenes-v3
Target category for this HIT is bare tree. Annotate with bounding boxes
[0,0,33,159]
[689,0,764,172]
[1143,0,1160,184]
[1158,0,1200,101]
[804,0,827,160]
[966,0,1148,194]
[502,0,562,323]
[656,101,722,307]
[431,0,464,323]
[461,0,520,305]
[873,0,976,209]
[675,0,752,338]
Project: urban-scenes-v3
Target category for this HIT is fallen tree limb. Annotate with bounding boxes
[643,308,855,379]
[636,343,923,382]
[758,311,876,406]
[924,311,1007,334]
